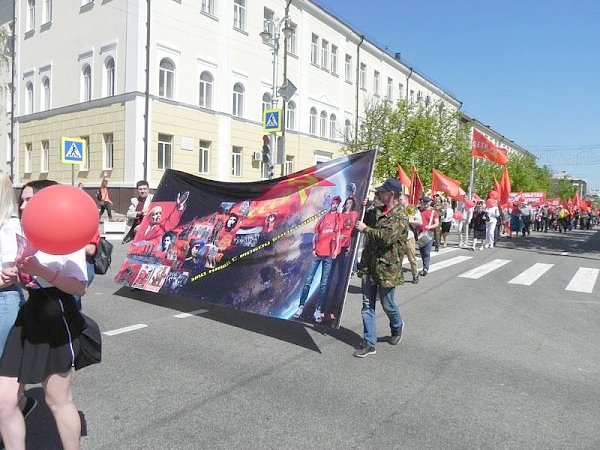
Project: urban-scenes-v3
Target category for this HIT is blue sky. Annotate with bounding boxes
[314,0,600,191]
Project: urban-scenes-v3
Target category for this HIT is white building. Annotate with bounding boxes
[6,0,460,209]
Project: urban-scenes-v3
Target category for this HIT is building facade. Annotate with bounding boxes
[6,0,462,209]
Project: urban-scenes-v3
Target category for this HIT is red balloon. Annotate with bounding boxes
[22,184,99,255]
[486,198,495,208]
[453,211,463,221]
[465,200,475,209]
[489,190,499,199]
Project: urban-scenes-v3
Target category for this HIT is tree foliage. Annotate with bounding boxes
[344,98,552,196]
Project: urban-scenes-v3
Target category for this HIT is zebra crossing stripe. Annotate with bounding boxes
[566,267,599,293]
[508,263,553,286]
[458,259,511,279]
[427,256,473,273]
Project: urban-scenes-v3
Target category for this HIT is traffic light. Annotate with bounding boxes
[262,134,271,164]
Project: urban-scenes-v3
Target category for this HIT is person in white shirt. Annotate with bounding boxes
[485,198,500,248]
[440,200,454,248]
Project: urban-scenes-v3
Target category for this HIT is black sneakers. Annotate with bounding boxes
[389,325,404,345]
[419,270,428,276]
[353,345,376,358]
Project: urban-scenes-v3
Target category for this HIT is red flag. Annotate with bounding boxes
[396,164,412,192]
[499,166,511,207]
[572,193,582,208]
[492,178,502,198]
[409,163,423,205]
[471,129,508,165]
[431,168,465,200]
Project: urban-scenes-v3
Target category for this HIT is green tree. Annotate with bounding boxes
[550,178,577,201]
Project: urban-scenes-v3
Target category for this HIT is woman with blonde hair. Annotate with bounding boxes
[97,178,113,221]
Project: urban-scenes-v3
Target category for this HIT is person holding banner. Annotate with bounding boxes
[122,180,154,244]
[353,179,408,358]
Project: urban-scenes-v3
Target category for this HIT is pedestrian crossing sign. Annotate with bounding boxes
[263,109,282,133]
[61,137,86,164]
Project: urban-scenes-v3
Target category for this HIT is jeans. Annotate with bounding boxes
[299,256,333,310]
[0,287,23,358]
[419,239,433,272]
[361,276,403,346]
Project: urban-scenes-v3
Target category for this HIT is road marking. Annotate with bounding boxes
[427,256,473,273]
[458,259,511,279]
[566,267,599,293]
[508,263,553,286]
[103,324,148,336]
[174,309,209,318]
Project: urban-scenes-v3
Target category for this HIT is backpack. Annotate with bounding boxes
[93,237,114,275]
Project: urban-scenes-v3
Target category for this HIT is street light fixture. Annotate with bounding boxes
[260,15,292,179]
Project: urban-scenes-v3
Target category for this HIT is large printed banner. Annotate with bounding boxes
[115,150,376,329]
[508,191,546,206]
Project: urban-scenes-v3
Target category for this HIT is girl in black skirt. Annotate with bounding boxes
[0,181,88,450]
[470,201,489,251]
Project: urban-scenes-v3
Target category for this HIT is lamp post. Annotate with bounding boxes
[260,15,293,179]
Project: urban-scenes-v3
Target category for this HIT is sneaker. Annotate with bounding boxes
[419,270,428,276]
[313,307,322,323]
[389,325,404,345]
[353,345,376,358]
[484,244,489,248]
[21,396,38,419]
[292,305,304,319]
[411,276,419,284]
[479,246,484,251]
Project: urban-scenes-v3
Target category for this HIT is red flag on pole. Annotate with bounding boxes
[409,163,423,205]
[431,168,466,200]
[500,166,511,206]
[471,129,508,165]
[396,163,412,191]
[493,178,501,195]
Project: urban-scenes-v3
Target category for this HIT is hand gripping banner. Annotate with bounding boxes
[116,150,376,329]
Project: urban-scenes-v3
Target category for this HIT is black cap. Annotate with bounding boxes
[375,179,402,193]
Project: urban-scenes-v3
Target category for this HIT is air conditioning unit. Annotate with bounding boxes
[252,151,262,162]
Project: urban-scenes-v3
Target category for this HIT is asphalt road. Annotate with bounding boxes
[23,228,600,449]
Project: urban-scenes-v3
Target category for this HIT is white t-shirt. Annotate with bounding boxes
[486,206,500,223]
[407,209,422,241]
[0,217,22,266]
[441,207,454,223]
[34,248,88,288]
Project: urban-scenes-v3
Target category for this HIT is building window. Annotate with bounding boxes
[373,71,380,95]
[329,114,336,140]
[417,91,423,103]
[286,101,296,131]
[25,82,33,114]
[262,92,271,113]
[199,71,213,108]
[344,119,352,141]
[82,64,92,101]
[232,83,244,117]
[319,111,327,138]
[103,133,114,169]
[233,0,246,31]
[263,7,274,37]
[285,23,296,55]
[25,143,32,173]
[285,155,294,175]
[201,0,214,15]
[199,140,210,174]
[43,0,52,23]
[345,54,352,82]
[387,77,393,100]
[359,63,366,89]
[311,34,319,65]
[27,0,35,32]
[41,140,49,173]
[41,76,50,111]
[80,136,90,171]
[158,134,172,170]
[159,58,175,99]
[320,39,329,69]
[105,57,115,97]
[398,83,404,99]
[330,45,338,74]
[410,89,415,102]
[231,146,242,177]
[309,107,317,135]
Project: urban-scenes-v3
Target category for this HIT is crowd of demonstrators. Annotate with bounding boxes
[97,178,113,222]
[0,179,104,450]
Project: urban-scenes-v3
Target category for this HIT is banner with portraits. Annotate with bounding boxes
[115,150,376,328]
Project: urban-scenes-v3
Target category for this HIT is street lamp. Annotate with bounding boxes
[260,16,293,179]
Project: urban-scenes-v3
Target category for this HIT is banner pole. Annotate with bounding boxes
[468,156,475,199]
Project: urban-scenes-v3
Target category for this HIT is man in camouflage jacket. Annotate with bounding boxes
[353,179,409,358]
